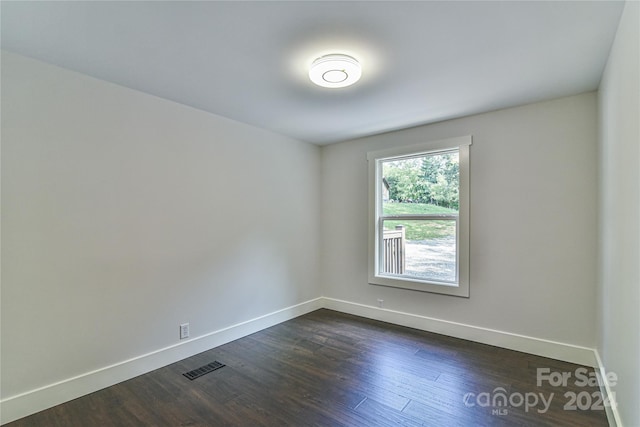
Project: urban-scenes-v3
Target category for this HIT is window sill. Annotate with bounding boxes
[369,274,469,297]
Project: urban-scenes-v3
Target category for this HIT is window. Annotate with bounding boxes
[367,136,471,297]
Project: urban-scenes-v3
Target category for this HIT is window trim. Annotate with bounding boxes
[367,135,472,297]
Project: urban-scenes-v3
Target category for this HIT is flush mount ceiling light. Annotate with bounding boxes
[309,54,361,88]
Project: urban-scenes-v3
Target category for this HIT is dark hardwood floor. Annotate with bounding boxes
[8,309,609,426]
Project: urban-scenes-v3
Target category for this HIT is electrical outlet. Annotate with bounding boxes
[180,323,190,340]
[377,299,384,308]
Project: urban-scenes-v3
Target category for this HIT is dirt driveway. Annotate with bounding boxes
[404,236,456,282]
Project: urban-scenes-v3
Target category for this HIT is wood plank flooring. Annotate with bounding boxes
[7,309,609,426]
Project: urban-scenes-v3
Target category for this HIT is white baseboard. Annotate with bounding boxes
[322,297,598,367]
[2,296,607,426]
[0,297,324,425]
[594,349,623,427]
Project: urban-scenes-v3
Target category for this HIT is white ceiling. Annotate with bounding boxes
[1,1,624,145]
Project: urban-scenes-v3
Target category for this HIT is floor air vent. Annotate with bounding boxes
[183,361,225,380]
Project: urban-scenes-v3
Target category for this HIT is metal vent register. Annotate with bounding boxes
[183,361,225,380]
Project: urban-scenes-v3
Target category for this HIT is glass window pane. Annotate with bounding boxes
[381,219,457,283]
[382,151,459,216]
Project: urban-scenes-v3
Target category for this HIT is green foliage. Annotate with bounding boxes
[384,219,455,240]
[383,152,459,210]
[382,202,456,240]
[383,157,424,203]
[381,153,459,240]
[382,202,456,216]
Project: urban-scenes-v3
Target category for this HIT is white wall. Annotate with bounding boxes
[321,93,599,348]
[1,51,321,400]
[598,1,640,425]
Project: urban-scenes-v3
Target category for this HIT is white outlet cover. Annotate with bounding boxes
[180,323,189,339]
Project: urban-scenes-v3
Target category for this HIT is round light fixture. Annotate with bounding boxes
[309,54,361,88]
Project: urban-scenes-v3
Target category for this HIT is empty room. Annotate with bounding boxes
[1,1,638,426]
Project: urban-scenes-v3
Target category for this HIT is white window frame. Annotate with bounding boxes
[367,135,471,297]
